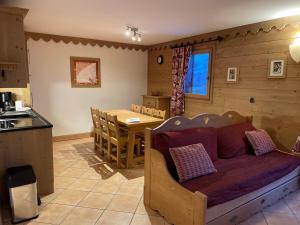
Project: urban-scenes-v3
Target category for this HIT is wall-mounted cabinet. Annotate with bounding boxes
[0,6,29,88]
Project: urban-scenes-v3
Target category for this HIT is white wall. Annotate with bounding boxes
[27,39,148,136]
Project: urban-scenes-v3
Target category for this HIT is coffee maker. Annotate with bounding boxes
[0,92,14,111]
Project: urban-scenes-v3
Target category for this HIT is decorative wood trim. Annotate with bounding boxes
[25,32,148,52]
[0,6,28,17]
[152,110,252,134]
[149,14,300,51]
[53,132,92,142]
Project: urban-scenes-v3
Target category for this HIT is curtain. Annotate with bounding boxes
[171,46,192,116]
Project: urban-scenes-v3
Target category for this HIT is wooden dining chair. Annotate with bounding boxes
[90,107,101,151]
[142,106,154,116]
[106,113,128,168]
[131,104,142,113]
[106,113,142,168]
[98,110,110,156]
[152,109,166,120]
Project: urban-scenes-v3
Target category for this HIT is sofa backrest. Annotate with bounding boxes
[152,111,252,134]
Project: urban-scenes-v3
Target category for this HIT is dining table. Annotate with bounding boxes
[105,109,164,168]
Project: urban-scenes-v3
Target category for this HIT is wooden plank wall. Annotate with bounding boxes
[148,23,300,150]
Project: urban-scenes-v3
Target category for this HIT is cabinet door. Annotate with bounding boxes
[0,11,29,88]
[143,97,157,108]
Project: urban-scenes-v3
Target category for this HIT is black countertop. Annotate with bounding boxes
[0,109,53,133]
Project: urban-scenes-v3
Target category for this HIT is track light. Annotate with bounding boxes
[125,25,142,43]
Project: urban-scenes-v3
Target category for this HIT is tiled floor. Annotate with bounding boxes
[3,137,300,225]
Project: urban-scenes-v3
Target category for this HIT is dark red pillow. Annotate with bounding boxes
[217,122,256,158]
[152,127,218,180]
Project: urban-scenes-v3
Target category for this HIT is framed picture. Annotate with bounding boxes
[70,56,101,87]
[227,67,238,83]
[268,58,287,79]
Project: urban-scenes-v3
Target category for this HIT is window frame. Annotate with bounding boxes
[184,45,215,102]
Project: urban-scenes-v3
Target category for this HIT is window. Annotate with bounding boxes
[184,48,212,100]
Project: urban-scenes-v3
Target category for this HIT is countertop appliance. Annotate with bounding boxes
[0,92,14,111]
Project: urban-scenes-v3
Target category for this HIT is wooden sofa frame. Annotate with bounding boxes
[144,111,300,225]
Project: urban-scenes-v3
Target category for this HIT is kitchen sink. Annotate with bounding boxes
[0,111,34,119]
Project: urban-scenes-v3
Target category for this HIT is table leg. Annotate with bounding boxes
[126,131,136,168]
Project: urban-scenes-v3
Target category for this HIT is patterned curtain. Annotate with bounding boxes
[171,46,192,116]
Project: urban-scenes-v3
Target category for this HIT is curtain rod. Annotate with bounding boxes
[170,36,223,49]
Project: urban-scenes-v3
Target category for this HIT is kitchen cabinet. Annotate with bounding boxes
[0,6,29,88]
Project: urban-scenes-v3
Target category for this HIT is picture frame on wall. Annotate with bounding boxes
[70,56,101,87]
[268,58,287,79]
[227,67,238,83]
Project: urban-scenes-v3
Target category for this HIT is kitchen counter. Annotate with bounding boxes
[0,109,52,133]
[0,109,54,200]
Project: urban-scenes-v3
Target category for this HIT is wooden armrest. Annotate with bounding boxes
[144,128,207,225]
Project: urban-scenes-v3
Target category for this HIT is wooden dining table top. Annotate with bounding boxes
[105,109,164,128]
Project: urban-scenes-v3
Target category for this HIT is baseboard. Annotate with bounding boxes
[53,132,93,142]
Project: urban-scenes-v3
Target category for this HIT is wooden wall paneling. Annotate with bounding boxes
[148,16,300,151]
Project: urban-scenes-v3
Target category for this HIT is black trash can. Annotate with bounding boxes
[6,165,39,224]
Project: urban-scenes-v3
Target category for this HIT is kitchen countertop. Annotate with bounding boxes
[0,109,53,133]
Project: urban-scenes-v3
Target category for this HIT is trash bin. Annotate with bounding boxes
[6,165,39,224]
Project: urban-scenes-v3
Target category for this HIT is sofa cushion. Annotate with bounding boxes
[181,151,300,207]
[152,127,218,180]
[217,122,256,158]
[170,143,217,183]
[245,129,276,156]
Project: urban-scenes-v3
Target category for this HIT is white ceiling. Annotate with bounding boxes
[3,0,300,45]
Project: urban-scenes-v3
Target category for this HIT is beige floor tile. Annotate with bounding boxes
[40,188,64,203]
[80,168,105,180]
[95,210,133,225]
[135,199,160,216]
[130,214,165,225]
[107,194,141,213]
[78,192,114,209]
[51,189,89,205]
[54,176,77,189]
[92,181,122,194]
[67,178,99,191]
[262,200,292,215]
[263,212,299,225]
[239,212,268,225]
[58,167,88,178]
[22,221,49,225]
[60,207,103,225]
[69,159,100,169]
[117,182,143,196]
[35,203,73,224]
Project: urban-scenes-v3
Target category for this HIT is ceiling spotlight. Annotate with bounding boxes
[125,25,142,42]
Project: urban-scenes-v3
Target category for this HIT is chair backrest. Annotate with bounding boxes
[142,106,154,116]
[98,111,109,135]
[90,107,100,128]
[107,113,121,145]
[153,109,166,120]
[131,104,142,113]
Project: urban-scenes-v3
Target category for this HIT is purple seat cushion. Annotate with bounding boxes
[152,127,218,180]
[170,143,217,183]
[218,122,256,158]
[181,151,300,207]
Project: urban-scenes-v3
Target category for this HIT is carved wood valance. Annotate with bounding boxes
[25,32,148,52]
[149,14,300,51]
